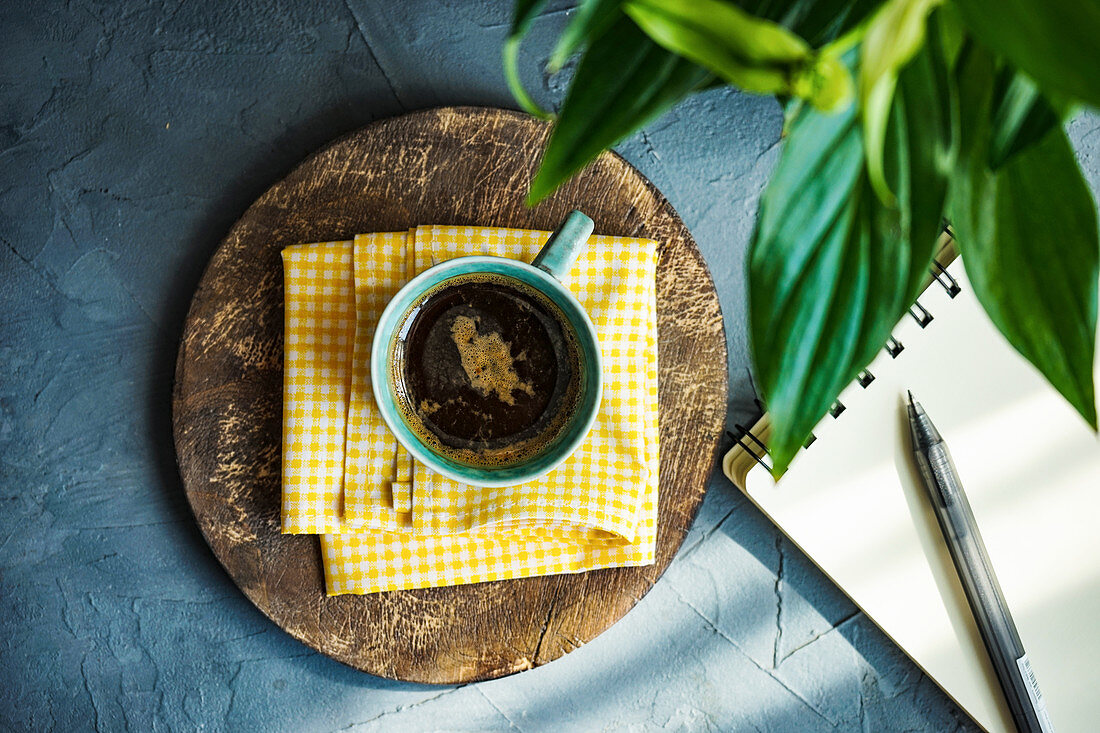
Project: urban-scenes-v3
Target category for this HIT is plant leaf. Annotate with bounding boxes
[778,0,885,47]
[954,0,1100,109]
[859,0,941,206]
[621,0,801,96]
[509,0,547,37]
[949,48,1098,429]
[622,0,853,110]
[887,15,955,307]
[792,52,854,112]
[505,0,553,118]
[932,2,965,71]
[627,0,811,63]
[989,69,1071,170]
[549,0,622,72]
[751,45,951,474]
[736,0,885,47]
[527,16,712,205]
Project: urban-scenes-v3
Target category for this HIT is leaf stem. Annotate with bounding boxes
[503,38,553,120]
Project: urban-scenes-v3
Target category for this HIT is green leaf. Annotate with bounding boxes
[505,0,553,118]
[989,70,1070,169]
[776,0,885,47]
[621,0,800,96]
[527,16,712,204]
[954,0,1100,109]
[622,0,853,110]
[549,0,622,72]
[952,39,995,157]
[888,16,956,305]
[737,0,885,47]
[627,0,811,63]
[509,0,547,37]
[932,2,965,71]
[751,45,952,474]
[948,48,1098,429]
[859,0,941,206]
[790,52,853,112]
[952,131,1099,428]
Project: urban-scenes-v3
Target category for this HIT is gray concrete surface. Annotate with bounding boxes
[4,1,1097,730]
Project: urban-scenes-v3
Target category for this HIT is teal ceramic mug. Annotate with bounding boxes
[370,211,602,487]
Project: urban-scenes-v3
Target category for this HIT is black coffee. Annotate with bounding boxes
[390,273,582,468]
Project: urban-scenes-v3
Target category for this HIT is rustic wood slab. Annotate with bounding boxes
[173,106,728,684]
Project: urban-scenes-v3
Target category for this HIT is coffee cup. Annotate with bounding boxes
[370,211,602,487]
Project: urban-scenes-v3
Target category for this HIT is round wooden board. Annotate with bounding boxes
[173,107,728,684]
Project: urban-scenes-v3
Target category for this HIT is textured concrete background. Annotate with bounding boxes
[3,1,1098,730]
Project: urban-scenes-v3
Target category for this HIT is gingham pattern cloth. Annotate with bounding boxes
[342,230,415,529]
[407,227,657,540]
[281,226,659,595]
[280,241,355,534]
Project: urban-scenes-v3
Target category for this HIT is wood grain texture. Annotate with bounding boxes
[172,107,728,684]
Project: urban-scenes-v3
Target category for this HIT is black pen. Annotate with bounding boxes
[907,391,1055,733]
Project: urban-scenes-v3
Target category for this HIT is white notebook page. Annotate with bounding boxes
[742,259,1100,732]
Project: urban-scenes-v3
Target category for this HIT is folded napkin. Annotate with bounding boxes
[281,225,659,595]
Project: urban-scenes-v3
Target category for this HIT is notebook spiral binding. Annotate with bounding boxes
[730,260,962,472]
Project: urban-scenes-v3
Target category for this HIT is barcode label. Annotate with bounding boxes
[1016,654,1056,732]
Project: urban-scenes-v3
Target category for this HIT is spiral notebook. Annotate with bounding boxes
[724,239,1100,732]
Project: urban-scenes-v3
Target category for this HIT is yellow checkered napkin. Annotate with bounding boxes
[281,235,416,535]
[399,226,658,540]
[342,230,414,530]
[281,226,659,595]
[280,241,355,535]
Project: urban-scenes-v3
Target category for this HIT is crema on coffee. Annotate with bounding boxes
[389,272,583,468]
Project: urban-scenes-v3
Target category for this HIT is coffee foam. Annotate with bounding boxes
[449,314,534,406]
[389,272,584,469]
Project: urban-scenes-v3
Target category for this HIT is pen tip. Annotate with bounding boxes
[907,389,914,405]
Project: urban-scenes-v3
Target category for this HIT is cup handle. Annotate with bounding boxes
[531,210,594,281]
